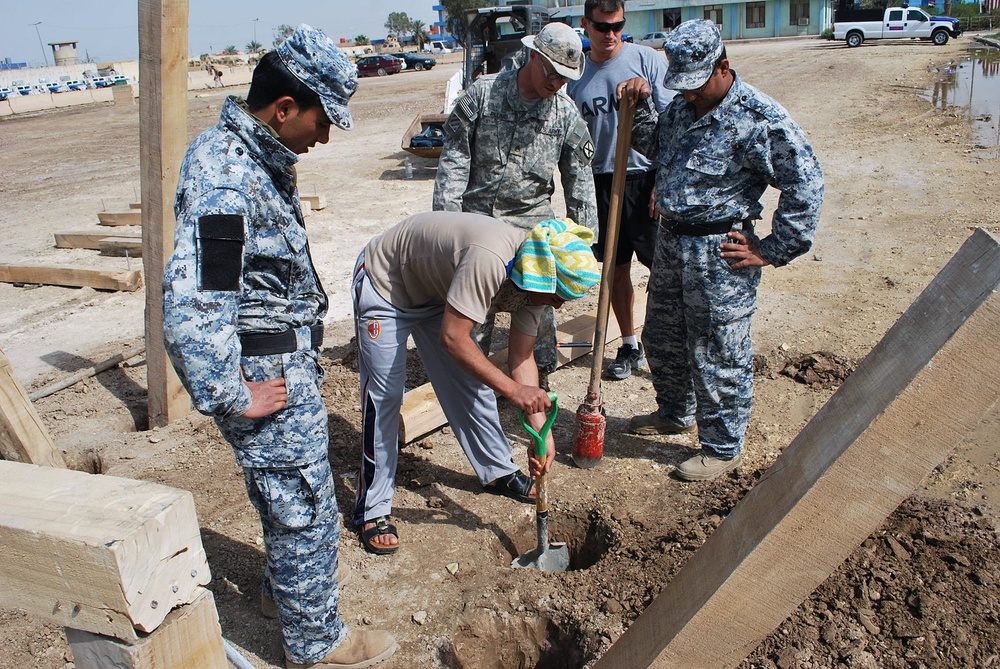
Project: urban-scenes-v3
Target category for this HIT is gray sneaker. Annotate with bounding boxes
[605,344,646,380]
[627,412,697,435]
[675,453,743,482]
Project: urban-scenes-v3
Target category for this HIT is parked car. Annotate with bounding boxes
[428,40,453,55]
[356,55,402,77]
[109,74,130,86]
[88,76,111,88]
[0,86,11,101]
[636,31,670,49]
[390,52,436,72]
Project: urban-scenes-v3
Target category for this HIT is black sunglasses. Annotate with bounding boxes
[589,19,626,33]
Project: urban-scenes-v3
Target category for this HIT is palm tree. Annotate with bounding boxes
[222,45,239,55]
[355,35,370,45]
[411,20,431,50]
[273,24,294,49]
[245,40,263,54]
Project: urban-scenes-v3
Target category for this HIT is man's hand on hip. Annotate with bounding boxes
[242,377,288,418]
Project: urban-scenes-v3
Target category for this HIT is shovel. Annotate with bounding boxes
[512,391,570,573]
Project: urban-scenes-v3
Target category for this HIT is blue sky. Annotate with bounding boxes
[2,1,442,66]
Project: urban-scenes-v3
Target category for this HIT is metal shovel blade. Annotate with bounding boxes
[512,542,570,572]
[511,511,570,572]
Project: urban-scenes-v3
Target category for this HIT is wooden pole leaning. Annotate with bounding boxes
[593,229,1000,668]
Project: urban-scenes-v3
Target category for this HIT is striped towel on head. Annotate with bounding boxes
[511,218,600,301]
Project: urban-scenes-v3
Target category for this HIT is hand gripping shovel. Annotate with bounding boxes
[512,392,570,573]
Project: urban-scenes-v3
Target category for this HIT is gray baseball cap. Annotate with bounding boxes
[663,20,724,91]
[521,22,585,81]
[276,23,359,131]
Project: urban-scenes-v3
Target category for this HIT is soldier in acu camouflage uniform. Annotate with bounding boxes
[162,24,398,669]
[433,21,598,378]
[617,19,824,481]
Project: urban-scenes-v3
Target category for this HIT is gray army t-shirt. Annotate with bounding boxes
[364,211,544,335]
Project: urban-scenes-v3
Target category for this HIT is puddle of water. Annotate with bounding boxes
[924,45,1000,158]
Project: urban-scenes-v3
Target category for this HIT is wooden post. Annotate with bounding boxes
[66,588,228,669]
[593,229,1000,669]
[0,348,66,467]
[139,0,190,428]
[0,460,211,640]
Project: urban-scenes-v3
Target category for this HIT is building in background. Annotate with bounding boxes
[536,0,835,40]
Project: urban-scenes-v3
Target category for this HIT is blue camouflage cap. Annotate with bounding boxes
[663,19,724,91]
[276,23,358,131]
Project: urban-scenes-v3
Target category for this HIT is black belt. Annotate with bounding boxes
[659,216,743,236]
[239,324,324,357]
[597,170,654,182]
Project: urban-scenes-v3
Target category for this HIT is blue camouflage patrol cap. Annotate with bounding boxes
[663,19,724,91]
[276,23,358,131]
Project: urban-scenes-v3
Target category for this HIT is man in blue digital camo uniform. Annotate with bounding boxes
[433,21,598,382]
[352,214,599,554]
[618,20,824,481]
[162,24,398,669]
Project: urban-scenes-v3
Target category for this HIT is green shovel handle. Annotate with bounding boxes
[520,391,559,458]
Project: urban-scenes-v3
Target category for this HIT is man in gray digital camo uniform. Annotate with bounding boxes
[162,24,398,669]
[433,21,598,378]
[619,20,824,481]
[566,0,673,381]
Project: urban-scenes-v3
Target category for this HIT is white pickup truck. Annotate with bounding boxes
[834,6,962,47]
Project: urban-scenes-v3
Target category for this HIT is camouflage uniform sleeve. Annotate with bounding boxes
[752,120,825,268]
[163,187,253,417]
[629,96,662,160]
[559,115,598,234]
[433,88,480,213]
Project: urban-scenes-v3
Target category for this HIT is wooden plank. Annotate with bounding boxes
[100,237,144,257]
[0,348,66,468]
[593,229,1000,669]
[399,291,646,443]
[129,202,142,210]
[300,194,327,210]
[55,231,138,250]
[66,588,228,669]
[0,460,212,641]
[98,212,142,227]
[0,263,142,291]
[139,0,191,428]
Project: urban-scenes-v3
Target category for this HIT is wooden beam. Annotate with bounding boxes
[139,0,190,428]
[55,231,139,250]
[100,237,144,257]
[398,291,646,443]
[0,348,66,468]
[300,194,327,210]
[0,263,142,291]
[129,202,143,210]
[65,588,228,669]
[593,229,1000,669]
[98,212,142,227]
[0,460,211,641]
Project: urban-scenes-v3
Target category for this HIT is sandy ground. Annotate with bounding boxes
[1,37,999,668]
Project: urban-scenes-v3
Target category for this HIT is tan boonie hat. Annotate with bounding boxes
[521,22,585,81]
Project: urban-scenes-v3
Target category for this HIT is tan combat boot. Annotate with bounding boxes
[286,629,399,669]
[628,412,697,435]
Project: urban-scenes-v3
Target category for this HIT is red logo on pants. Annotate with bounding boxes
[367,319,381,340]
